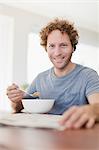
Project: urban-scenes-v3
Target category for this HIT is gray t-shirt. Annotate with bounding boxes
[27,64,99,115]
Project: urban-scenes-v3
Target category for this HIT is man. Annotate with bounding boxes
[7,18,99,129]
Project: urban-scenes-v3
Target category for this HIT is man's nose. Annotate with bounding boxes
[54,46,61,56]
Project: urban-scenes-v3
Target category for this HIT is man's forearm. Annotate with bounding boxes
[11,101,24,113]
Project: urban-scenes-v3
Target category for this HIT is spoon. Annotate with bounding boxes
[20,89,40,99]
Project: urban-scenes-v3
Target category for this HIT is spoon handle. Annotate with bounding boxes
[20,89,40,99]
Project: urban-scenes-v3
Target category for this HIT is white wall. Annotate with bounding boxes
[0,4,49,85]
[0,15,14,111]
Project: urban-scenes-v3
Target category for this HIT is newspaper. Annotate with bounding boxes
[0,113,64,130]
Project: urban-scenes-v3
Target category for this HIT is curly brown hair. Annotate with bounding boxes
[40,18,79,51]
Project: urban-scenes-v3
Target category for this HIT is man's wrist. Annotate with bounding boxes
[11,101,24,113]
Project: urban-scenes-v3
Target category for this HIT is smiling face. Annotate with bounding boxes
[47,30,74,73]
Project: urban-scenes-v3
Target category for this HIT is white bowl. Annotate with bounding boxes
[22,99,55,113]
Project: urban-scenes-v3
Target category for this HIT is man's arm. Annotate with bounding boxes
[87,92,99,122]
[11,101,24,113]
[59,93,99,129]
[6,83,25,113]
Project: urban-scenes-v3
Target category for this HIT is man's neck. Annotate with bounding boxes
[54,62,76,77]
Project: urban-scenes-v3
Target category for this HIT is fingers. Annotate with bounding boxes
[9,95,23,103]
[6,83,24,103]
[86,118,95,128]
[59,106,79,125]
[7,88,22,96]
[59,105,96,130]
[6,83,18,95]
[7,90,23,99]
[73,114,89,129]
[59,106,84,129]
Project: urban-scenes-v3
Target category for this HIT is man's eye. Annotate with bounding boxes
[49,45,54,48]
[60,44,67,48]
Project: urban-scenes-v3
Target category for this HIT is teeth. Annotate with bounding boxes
[54,59,62,61]
[54,58,64,61]
[54,57,64,60]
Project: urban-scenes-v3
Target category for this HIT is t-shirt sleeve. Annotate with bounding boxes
[86,70,99,96]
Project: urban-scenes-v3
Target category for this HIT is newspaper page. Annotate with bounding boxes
[0,112,64,130]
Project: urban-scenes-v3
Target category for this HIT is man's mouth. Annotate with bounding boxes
[53,57,65,63]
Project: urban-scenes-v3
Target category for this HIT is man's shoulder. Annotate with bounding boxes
[76,64,97,76]
[76,64,95,71]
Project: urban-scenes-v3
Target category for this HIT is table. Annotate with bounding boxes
[0,123,99,150]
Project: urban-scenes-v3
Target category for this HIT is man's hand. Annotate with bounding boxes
[59,105,97,129]
[6,83,24,112]
[6,83,24,103]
